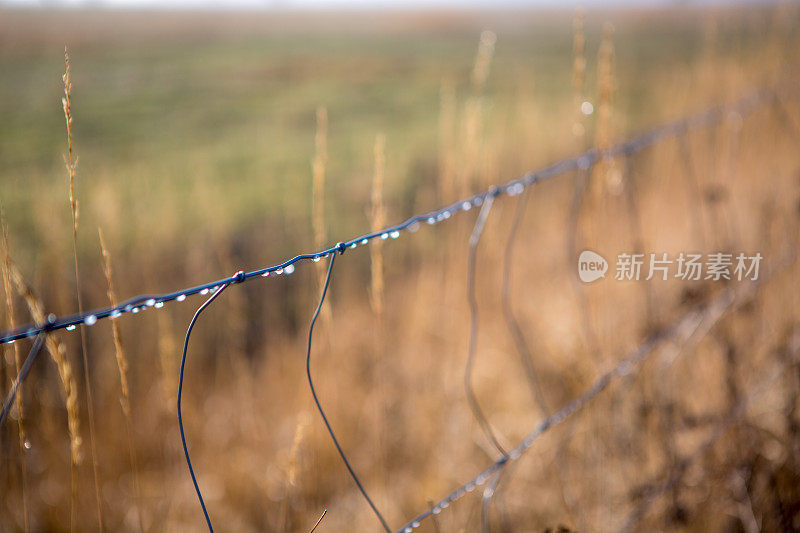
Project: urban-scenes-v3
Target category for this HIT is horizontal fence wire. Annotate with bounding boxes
[0,82,790,345]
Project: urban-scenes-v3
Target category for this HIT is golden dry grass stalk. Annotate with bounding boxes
[7,258,82,466]
[311,106,332,321]
[592,22,622,200]
[438,77,456,204]
[1,211,25,439]
[157,311,178,415]
[460,31,496,193]
[63,49,105,530]
[312,106,327,253]
[572,7,586,102]
[369,133,386,317]
[572,7,588,142]
[62,48,78,237]
[1,211,30,532]
[98,228,131,417]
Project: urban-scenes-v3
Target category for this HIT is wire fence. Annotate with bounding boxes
[0,83,789,346]
[1,80,798,532]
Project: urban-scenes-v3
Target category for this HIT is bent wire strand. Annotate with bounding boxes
[500,186,550,416]
[465,191,508,457]
[479,186,551,531]
[177,271,244,532]
[306,243,392,533]
[0,83,785,346]
[0,333,46,428]
[392,278,762,533]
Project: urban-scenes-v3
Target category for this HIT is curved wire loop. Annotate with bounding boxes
[465,192,508,457]
[178,271,244,532]
[306,247,392,532]
[500,186,550,416]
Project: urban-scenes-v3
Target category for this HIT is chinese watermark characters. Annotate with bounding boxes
[579,250,762,283]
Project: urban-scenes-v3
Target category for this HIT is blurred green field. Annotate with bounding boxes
[0,7,784,272]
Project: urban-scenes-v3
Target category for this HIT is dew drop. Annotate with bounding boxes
[407,222,420,233]
[176,294,186,302]
[262,271,270,277]
[349,243,357,249]
[23,440,31,450]
[462,201,472,211]
[84,315,97,326]
[145,299,156,307]
[124,304,133,312]
[427,217,436,225]
[66,325,76,331]
[284,264,295,275]
[360,238,368,245]
[432,506,441,514]
[404,528,412,533]
[110,310,122,318]
[390,230,400,239]
[381,233,389,240]
[132,307,140,314]
[154,302,164,309]
[200,288,209,295]
[412,521,420,528]
[275,268,283,275]
[312,257,321,263]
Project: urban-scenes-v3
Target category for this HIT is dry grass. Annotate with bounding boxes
[369,133,387,318]
[98,228,144,531]
[63,48,105,532]
[1,210,29,533]
[6,257,82,471]
[1,7,799,532]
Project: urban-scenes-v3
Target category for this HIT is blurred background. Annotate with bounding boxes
[1,1,799,531]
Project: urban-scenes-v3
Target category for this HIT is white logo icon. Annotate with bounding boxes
[578,250,608,283]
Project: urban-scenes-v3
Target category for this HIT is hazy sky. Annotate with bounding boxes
[0,0,776,9]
